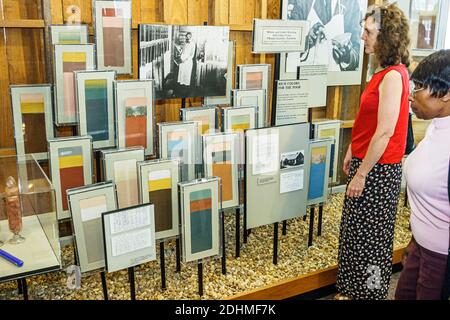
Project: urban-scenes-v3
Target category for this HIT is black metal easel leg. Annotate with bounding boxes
[235,208,240,258]
[273,222,279,265]
[100,271,108,300]
[128,267,136,300]
[303,214,307,221]
[317,205,323,237]
[198,261,203,297]
[404,188,408,207]
[282,220,287,235]
[17,279,23,295]
[175,238,181,273]
[21,278,28,300]
[243,208,248,244]
[308,207,315,247]
[221,211,226,275]
[160,241,166,289]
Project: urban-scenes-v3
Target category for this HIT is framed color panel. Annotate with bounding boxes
[75,70,116,149]
[203,133,239,209]
[232,89,266,127]
[48,136,93,220]
[313,120,341,183]
[94,0,132,74]
[50,24,89,45]
[115,80,155,156]
[67,182,117,273]
[222,106,257,133]
[179,178,221,263]
[137,159,180,240]
[102,203,156,273]
[307,138,333,206]
[181,106,217,135]
[245,123,310,229]
[158,122,198,182]
[204,41,235,105]
[102,147,144,209]
[236,64,271,116]
[54,44,95,125]
[10,85,53,161]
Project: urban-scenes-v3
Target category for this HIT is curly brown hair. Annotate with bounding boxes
[365,4,411,68]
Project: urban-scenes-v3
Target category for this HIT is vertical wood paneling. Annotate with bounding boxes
[208,0,229,25]
[188,0,208,25]
[229,0,245,25]
[62,0,91,24]
[50,0,64,24]
[0,34,14,148]
[163,0,188,25]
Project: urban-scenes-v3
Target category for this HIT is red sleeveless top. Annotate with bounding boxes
[352,64,410,164]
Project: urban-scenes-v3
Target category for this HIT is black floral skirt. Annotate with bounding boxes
[336,157,402,300]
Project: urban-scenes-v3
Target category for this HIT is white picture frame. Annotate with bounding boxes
[313,120,342,183]
[49,24,89,45]
[231,89,266,128]
[74,70,116,149]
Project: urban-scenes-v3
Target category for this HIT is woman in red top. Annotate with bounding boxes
[335,4,411,300]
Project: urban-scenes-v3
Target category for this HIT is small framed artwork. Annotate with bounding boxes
[67,181,117,273]
[203,132,239,209]
[236,64,271,109]
[204,41,235,106]
[102,147,145,209]
[49,24,89,45]
[158,121,198,182]
[102,203,156,273]
[313,120,341,183]
[180,106,217,136]
[307,138,333,206]
[93,0,132,75]
[137,159,180,240]
[115,79,155,156]
[252,19,309,53]
[48,136,93,220]
[53,44,95,125]
[231,89,266,127]
[179,177,221,263]
[221,106,257,133]
[10,85,54,161]
[75,70,116,149]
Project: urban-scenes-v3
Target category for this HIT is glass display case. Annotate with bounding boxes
[0,155,61,282]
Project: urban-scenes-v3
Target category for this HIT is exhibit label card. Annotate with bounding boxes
[275,80,309,125]
[280,169,304,194]
[109,206,152,235]
[252,133,279,175]
[252,19,309,53]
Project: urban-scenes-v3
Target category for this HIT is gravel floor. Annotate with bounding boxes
[0,193,412,300]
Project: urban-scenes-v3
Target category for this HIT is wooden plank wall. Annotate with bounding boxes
[0,0,387,184]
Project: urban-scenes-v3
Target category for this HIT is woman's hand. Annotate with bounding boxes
[343,145,352,176]
[346,172,366,198]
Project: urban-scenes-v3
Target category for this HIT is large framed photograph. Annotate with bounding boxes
[49,24,89,45]
[137,159,180,240]
[307,138,333,206]
[93,0,132,75]
[245,123,310,229]
[231,89,266,127]
[204,41,235,106]
[158,121,198,182]
[203,133,239,209]
[115,80,155,156]
[313,120,341,183]
[67,182,117,273]
[53,44,95,125]
[139,24,230,100]
[101,147,145,209]
[10,85,54,161]
[252,19,310,53]
[102,203,156,273]
[75,70,116,149]
[48,136,93,220]
[281,0,367,86]
[179,177,221,263]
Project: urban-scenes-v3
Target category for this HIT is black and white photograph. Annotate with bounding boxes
[280,150,305,170]
[139,24,230,100]
[282,0,367,86]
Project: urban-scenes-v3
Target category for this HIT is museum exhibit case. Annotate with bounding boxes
[0,155,60,282]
